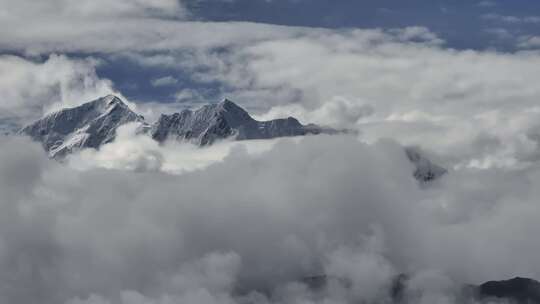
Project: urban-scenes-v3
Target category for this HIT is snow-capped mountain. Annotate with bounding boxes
[19,95,446,182]
[151,99,334,145]
[19,95,145,158]
[19,95,334,156]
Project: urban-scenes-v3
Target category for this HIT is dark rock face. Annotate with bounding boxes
[300,275,540,304]
[405,147,447,182]
[151,99,331,146]
[18,95,447,183]
[19,96,335,157]
[477,277,540,303]
[19,95,145,158]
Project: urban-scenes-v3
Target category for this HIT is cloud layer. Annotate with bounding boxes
[0,55,115,123]
[2,1,540,303]
[3,132,540,303]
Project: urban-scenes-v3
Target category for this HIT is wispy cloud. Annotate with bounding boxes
[482,13,540,24]
[518,35,540,49]
[478,0,497,8]
[151,76,179,87]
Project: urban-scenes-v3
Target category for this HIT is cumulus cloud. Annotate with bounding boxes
[138,27,540,171]
[0,6,307,55]
[5,20,540,170]
[518,35,540,49]
[253,96,374,128]
[3,2,540,303]
[0,54,116,125]
[4,132,540,303]
[6,21,540,170]
[66,123,278,174]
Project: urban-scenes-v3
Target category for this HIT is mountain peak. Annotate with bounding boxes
[219,98,235,106]
[215,98,248,114]
[103,94,122,105]
[151,99,330,145]
[93,94,129,110]
[20,95,144,157]
[22,95,336,155]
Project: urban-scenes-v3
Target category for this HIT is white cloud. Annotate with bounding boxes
[253,96,374,128]
[0,0,183,19]
[180,30,540,169]
[518,35,540,49]
[3,4,540,302]
[0,54,116,124]
[0,11,309,55]
[478,0,497,8]
[4,22,540,171]
[481,13,540,24]
[483,27,512,40]
[4,21,540,170]
[4,132,540,303]
[151,76,179,87]
[66,123,278,174]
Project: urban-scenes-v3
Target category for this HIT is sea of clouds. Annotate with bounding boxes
[3,133,540,303]
[2,0,540,303]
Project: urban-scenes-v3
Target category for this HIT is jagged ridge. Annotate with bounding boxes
[151,99,333,145]
[19,95,447,183]
[19,95,145,158]
[19,95,334,156]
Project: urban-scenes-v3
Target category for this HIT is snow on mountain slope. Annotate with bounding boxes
[151,99,336,146]
[19,95,145,158]
[18,94,446,182]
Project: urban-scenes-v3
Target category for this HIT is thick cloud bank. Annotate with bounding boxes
[2,134,540,303]
[2,2,540,302]
[66,123,278,174]
[0,55,116,124]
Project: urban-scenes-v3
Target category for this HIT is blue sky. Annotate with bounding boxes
[92,0,540,103]
[1,0,540,122]
[6,3,540,304]
[188,0,540,49]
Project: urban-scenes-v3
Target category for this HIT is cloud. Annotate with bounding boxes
[0,54,116,125]
[0,134,415,303]
[3,4,540,303]
[477,0,497,8]
[483,27,512,40]
[388,26,444,45]
[4,20,540,171]
[518,35,540,49]
[151,76,179,87]
[0,7,309,55]
[4,130,540,303]
[481,13,540,24]
[66,123,278,174]
[5,20,540,171]
[0,0,183,19]
[253,96,375,128]
[146,28,540,170]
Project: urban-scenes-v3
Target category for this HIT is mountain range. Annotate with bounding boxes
[150,98,335,146]
[19,95,336,157]
[20,95,145,157]
[18,95,447,182]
